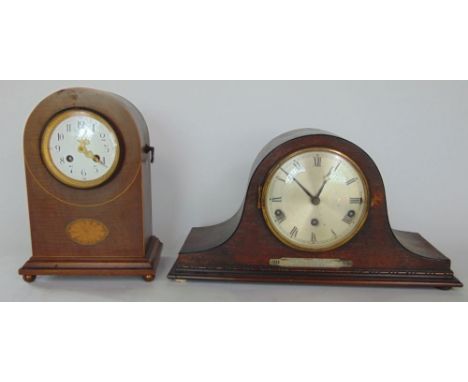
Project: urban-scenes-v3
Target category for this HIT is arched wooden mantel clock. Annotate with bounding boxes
[168,129,462,289]
[20,88,162,282]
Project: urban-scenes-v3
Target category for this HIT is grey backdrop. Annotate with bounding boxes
[1,81,466,301]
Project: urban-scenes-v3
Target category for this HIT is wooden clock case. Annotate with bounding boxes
[168,129,462,289]
[20,88,162,282]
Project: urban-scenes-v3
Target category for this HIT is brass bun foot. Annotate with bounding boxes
[143,274,155,282]
[23,275,36,283]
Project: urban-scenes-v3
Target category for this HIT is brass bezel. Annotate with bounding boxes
[40,109,120,189]
[261,147,370,252]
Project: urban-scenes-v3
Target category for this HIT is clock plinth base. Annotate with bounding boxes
[168,229,462,289]
[169,267,462,289]
[19,236,162,282]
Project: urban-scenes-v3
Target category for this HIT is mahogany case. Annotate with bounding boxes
[20,88,162,282]
[168,129,462,289]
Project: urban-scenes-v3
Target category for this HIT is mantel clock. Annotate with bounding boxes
[168,129,462,289]
[20,88,162,282]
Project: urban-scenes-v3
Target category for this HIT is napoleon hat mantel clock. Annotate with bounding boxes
[168,129,462,289]
[20,88,162,282]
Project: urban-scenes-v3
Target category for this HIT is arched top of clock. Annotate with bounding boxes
[24,87,154,206]
[179,129,382,251]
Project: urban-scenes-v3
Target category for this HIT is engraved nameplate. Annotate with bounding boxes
[269,257,353,268]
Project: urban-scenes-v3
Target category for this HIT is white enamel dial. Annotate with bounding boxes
[262,148,369,251]
[41,110,120,188]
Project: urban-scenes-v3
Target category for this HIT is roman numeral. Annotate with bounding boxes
[314,156,322,167]
[275,176,286,182]
[290,226,298,238]
[342,215,353,224]
[346,177,358,186]
[350,197,363,204]
[292,160,303,171]
[311,232,317,243]
[66,123,71,132]
[270,197,282,202]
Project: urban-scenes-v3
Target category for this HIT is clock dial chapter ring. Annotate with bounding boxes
[40,109,121,189]
[261,147,370,252]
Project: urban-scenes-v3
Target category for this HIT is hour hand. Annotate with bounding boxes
[77,139,105,165]
[315,166,334,198]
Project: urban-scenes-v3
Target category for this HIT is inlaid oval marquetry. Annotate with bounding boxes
[66,218,109,246]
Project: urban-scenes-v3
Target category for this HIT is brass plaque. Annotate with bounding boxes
[66,218,109,246]
[269,257,352,268]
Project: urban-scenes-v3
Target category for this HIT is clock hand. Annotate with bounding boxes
[315,166,334,198]
[280,168,318,204]
[77,139,106,166]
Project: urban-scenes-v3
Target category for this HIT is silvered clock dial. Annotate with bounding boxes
[262,148,369,251]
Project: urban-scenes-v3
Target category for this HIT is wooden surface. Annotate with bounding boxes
[19,236,162,281]
[20,88,162,281]
[168,130,462,288]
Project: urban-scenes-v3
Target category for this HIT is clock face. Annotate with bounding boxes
[262,148,369,251]
[41,109,120,188]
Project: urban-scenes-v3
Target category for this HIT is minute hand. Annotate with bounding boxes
[280,168,315,201]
